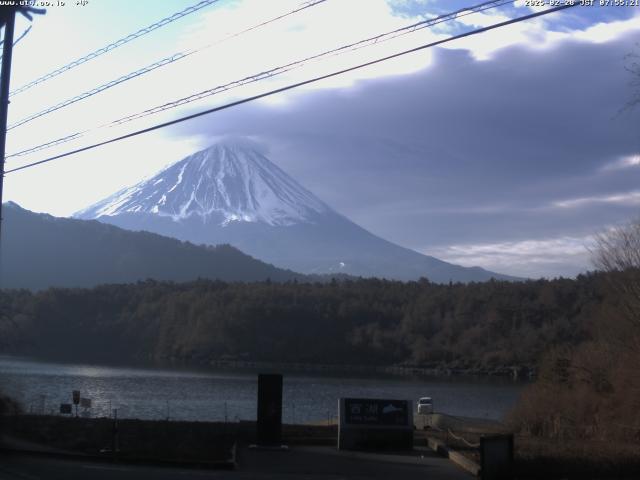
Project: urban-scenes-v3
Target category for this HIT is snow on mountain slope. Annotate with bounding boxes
[75,139,520,282]
[76,141,329,227]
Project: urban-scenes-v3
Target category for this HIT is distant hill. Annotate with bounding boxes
[0,202,304,290]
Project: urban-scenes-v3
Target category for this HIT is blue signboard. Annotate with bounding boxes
[343,398,409,426]
[339,397,413,451]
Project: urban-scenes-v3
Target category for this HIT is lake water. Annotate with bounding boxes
[0,356,525,424]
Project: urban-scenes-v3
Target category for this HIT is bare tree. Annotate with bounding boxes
[625,42,640,111]
[593,220,640,272]
[592,218,640,331]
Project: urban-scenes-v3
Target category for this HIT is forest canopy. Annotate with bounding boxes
[0,272,616,372]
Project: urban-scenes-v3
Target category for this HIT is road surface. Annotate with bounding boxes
[0,446,471,480]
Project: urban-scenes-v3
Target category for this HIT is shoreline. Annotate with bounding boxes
[201,358,536,380]
[0,354,534,381]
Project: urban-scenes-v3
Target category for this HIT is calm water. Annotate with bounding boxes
[0,356,525,423]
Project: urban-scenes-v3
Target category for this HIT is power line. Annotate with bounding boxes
[0,24,31,48]
[8,0,219,98]
[7,52,189,131]
[212,0,327,47]
[4,3,579,175]
[0,24,33,62]
[12,24,30,47]
[107,0,514,128]
[7,132,84,158]
[7,0,328,131]
[7,0,512,152]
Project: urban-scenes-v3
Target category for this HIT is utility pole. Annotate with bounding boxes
[0,7,16,286]
[0,4,45,286]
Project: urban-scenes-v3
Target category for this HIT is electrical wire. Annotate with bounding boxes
[0,25,32,63]
[5,3,579,175]
[7,132,84,158]
[7,53,189,131]
[7,0,328,131]
[6,0,512,151]
[107,0,515,128]
[8,0,220,97]
[12,24,31,47]
[0,24,31,48]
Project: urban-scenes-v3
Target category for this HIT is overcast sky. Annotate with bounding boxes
[3,0,640,278]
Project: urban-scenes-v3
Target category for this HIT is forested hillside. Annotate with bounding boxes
[0,202,304,289]
[0,274,611,371]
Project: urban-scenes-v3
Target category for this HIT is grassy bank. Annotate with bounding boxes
[422,412,640,479]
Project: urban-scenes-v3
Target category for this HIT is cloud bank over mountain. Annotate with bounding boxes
[168,26,640,278]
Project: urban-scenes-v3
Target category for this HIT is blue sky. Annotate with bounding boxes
[392,0,637,27]
[3,0,640,278]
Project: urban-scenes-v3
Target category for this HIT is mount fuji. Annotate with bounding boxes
[75,140,516,282]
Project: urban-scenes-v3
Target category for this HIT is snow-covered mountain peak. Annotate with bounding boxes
[75,141,330,226]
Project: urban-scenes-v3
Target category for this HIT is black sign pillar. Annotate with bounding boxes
[480,434,514,480]
[256,373,282,446]
[72,390,80,418]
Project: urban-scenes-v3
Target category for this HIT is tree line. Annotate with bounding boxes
[0,273,616,372]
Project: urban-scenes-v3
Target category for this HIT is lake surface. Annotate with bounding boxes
[0,356,525,424]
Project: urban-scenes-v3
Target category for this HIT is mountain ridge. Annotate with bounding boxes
[76,140,520,283]
[75,141,330,227]
[0,201,308,290]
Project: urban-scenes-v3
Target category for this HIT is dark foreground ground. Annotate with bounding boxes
[0,415,470,479]
[0,445,469,480]
[2,415,640,479]
[1,415,235,463]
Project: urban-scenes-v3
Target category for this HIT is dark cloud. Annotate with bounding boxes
[169,30,640,276]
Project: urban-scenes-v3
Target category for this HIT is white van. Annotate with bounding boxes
[417,397,433,415]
